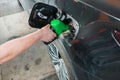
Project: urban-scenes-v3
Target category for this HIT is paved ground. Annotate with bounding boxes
[0,0,23,17]
[0,0,58,80]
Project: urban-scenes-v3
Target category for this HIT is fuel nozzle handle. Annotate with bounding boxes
[50,19,69,36]
[44,19,69,44]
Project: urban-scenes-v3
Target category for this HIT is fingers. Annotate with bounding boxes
[46,31,56,42]
[41,24,56,42]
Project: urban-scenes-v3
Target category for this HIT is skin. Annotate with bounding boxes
[0,24,56,64]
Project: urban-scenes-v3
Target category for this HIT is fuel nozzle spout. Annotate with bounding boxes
[50,19,70,36]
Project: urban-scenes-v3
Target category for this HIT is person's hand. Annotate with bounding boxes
[40,24,56,42]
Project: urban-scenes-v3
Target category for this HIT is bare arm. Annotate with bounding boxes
[0,24,56,64]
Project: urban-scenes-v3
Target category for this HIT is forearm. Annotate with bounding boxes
[0,29,43,64]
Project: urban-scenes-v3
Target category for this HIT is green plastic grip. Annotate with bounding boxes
[50,19,69,36]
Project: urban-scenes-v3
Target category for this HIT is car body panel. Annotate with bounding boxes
[19,0,120,80]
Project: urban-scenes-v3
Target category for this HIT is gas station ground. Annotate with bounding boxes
[0,0,58,80]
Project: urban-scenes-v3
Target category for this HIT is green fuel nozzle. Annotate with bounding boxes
[50,19,70,36]
[29,2,71,44]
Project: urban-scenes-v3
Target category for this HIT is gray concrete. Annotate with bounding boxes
[0,12,36,44]
[0,11,57,80]
[0,0,23,17]
[0,0,58,79]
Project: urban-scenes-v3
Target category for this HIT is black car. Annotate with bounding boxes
[19,0,120,80]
